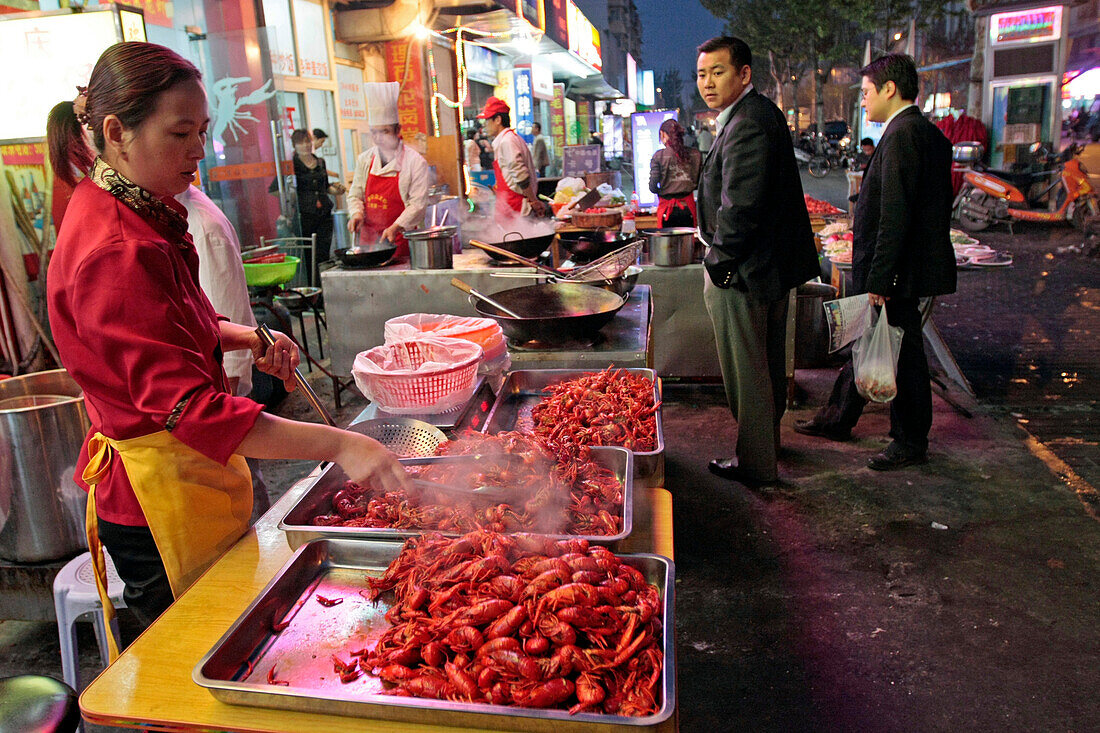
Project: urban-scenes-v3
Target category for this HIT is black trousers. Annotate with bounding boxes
[298,211,334,288]
[96,518,173,629]
[813,297,933,453]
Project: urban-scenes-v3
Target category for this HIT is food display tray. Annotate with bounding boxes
[193,539,675,731]
[481,368,664,480]
[278,447,633,548]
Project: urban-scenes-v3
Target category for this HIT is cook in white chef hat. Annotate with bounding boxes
[365,81,402,155]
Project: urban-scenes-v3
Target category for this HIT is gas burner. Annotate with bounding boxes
[508,333,603,351]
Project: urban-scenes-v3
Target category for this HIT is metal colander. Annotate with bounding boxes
[565,241,643,282]
[347,418,448,457]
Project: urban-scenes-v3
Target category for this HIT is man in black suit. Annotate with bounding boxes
[795,54,956,470]
[696,36,820,485]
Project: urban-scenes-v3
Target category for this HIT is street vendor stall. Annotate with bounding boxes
[79,446,677,732]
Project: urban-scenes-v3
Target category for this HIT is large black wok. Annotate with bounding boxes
[557,230,641,263]
[482,232,555,262]
[470,283,626,343]
[334,245,397,268]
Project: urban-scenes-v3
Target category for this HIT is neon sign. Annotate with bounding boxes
[990,6,1063,46]
[566,0,601,71]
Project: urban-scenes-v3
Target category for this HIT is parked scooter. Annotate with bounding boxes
[954,142,1099,232]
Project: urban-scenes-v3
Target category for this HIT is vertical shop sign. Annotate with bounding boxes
[530,57,554,100]
[576,101,590,143]
[550,83,566,153]
[513,69,535,143]
[385,41,428,143]
[262,0,297,76]
[336,65,366,121]
[293,0,329,79]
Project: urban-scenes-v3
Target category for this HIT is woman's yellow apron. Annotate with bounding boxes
[82,430,252,661]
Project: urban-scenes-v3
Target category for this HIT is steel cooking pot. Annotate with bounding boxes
[405,225,457,269]
[644,228,697,266]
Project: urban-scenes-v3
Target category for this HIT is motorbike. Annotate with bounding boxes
[953,142,1099,233]
[795,132,848,178]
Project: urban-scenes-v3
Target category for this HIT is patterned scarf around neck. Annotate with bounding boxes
[90,157,190,243]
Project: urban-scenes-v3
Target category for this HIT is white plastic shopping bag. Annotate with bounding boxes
[852,309,904,403]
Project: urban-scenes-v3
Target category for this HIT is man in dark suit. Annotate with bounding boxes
[696,36,820,485]
[795,54,956,470]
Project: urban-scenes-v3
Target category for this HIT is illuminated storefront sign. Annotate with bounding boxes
[544,0,568,48]
[566,0,601,71]
[514,68,535,142]
[990,6,1063,46]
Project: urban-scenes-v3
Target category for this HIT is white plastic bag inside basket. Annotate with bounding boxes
[384,313,499,343]
[352,336,483,414]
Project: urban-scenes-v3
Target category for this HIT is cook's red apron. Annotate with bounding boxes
[493,130,527,220]
[656,193,698,228]
[360,154,409,259]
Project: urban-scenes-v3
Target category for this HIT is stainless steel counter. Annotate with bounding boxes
[321,251,655,375]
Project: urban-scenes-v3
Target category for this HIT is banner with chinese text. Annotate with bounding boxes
[385,40,428,145]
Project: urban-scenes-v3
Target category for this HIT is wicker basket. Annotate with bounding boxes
[570,210,623,229]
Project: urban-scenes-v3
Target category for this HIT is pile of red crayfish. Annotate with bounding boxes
[310,432,623,537]
[351,530,663,716]
[530,368,659,452]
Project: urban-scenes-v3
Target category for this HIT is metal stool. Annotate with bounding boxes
[52,552,126,691]
[0,675,79,732]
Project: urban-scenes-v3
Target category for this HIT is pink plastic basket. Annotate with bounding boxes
[352,337,482,414]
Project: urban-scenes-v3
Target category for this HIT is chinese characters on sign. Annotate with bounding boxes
[337,65,366,121]
[566,0,601,71]
[550,83,566,154]
[293,0,330,80]
[990,6,1063,46]
[120,0,173,27]
[385,41,428,146]
[514,69,535,143]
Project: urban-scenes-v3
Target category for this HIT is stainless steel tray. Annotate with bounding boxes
[193,539,675,731]
[278,447,633,548]
[481,368,664,479]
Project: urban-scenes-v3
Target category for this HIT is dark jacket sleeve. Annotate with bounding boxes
[864,128,918,294]
[711,116,769,262]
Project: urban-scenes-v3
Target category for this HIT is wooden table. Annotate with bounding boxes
[80,471,676,732]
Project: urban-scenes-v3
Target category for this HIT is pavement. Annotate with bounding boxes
[1,161,1097,732]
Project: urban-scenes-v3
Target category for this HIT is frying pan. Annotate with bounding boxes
[469,282,626,344]
[334,246,397,268]
[480,231,556,262]
[557,230,641,263]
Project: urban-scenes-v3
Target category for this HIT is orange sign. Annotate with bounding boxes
[208,160,293,182]
[0,141,45,166]
[385,40,428,142]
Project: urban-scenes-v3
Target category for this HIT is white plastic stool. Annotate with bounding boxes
[52,551,126,691]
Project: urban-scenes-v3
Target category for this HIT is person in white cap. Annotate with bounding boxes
[347,81,430,260]
[477,96,545,220]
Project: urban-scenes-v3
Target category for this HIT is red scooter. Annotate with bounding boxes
[954,142,1099,233]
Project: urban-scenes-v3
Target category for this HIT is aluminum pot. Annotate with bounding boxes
[406,225,457,269]
[644,228,697,266]
[0,369,89,562]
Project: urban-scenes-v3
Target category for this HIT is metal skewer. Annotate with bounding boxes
[450,278,525,319]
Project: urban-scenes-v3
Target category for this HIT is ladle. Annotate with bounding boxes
[450,278,524,319]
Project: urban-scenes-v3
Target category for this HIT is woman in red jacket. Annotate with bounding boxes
[46,42,408,645]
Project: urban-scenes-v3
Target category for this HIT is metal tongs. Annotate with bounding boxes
[256,323,336,427]
[411,478,510,503]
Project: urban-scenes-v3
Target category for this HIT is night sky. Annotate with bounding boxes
[634,0,724,95]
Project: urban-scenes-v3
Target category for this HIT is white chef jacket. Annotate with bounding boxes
[176,186,256,397]
[347,143,431,231]
[491,128,537,216]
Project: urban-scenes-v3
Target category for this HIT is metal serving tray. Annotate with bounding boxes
[481,368,664,480]
[278,447,633,548]
[194,539,675,731]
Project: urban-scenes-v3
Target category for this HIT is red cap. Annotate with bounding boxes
[477,96,510,119]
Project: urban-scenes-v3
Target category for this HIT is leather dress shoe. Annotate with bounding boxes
[793,419,852,442]
[708,458,778,486]
[867,443,928,471]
